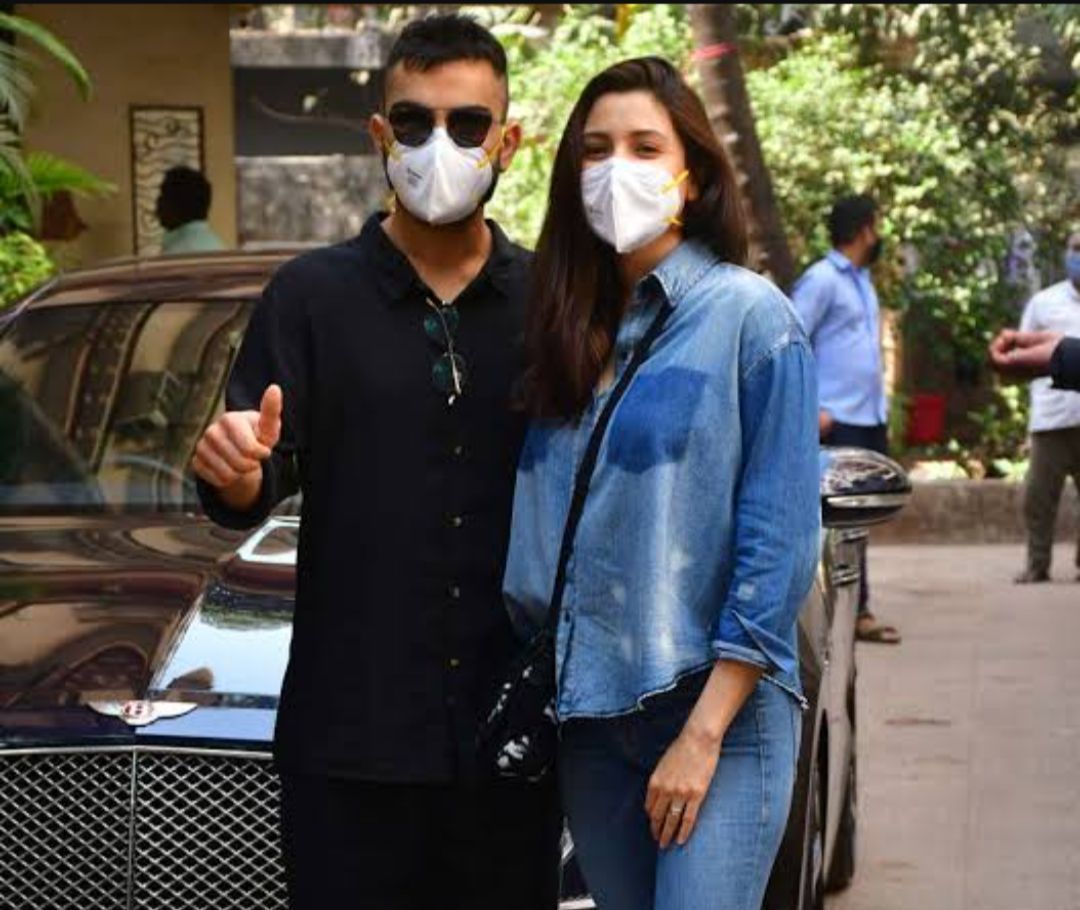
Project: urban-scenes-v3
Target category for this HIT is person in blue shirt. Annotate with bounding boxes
[791,195,901,644]
[504,57,820,910]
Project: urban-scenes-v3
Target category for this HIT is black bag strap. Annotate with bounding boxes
[541,300,673,639]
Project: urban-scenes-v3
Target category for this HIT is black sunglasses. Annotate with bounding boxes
[388,102,496,149]
[424,297,468,404]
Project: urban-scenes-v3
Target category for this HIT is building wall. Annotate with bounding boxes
[16,4,237,265]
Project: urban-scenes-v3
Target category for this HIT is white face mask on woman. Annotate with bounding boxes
[385,127,499,226]
[581,158,689,254]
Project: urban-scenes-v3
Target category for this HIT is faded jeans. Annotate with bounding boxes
[559,672,801,910]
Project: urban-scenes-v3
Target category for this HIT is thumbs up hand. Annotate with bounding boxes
[255,383,283,448]
[192,384,283,501]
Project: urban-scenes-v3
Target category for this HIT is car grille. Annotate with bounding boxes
[0,747,287,910]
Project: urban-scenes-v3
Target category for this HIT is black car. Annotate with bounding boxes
[0,253,910,910]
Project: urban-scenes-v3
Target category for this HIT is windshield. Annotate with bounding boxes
[0,300,254,513]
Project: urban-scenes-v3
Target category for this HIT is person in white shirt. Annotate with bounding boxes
[154,166,226,255]
[1015,230,1080,583]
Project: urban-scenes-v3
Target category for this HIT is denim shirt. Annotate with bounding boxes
[503,240,821,719]
[790,250,888,426]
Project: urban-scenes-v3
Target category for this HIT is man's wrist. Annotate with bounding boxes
[218,468,264,511]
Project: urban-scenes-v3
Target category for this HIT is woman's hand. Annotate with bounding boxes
[645,659,763,848]
[644,724,721,849]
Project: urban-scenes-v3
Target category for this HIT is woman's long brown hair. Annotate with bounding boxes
[523,56,749,420]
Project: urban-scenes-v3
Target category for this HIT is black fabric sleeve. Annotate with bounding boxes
[1050,336,1080,392]
[197,268,306,530]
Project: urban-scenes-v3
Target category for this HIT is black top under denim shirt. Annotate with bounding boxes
[1050,336,1080,392]
[197,213,530,783]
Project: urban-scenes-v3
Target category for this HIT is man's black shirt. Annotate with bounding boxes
[198,214,530,782]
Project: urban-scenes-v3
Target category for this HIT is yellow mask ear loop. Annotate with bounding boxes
[476,125,508,170]
[380,126,400,210]
[662,169,690,227]
[382,130,403,162]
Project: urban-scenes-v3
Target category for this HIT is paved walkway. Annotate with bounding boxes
[828,544,1080,910]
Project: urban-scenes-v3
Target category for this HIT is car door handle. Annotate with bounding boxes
[830,564,861,587]
[837,529,869,543]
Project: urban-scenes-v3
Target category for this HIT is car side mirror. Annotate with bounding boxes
[819,447,911,529]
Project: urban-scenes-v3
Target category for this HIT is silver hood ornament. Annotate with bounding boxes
[87,700,198,727]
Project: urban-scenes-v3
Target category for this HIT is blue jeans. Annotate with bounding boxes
[560,673,800,910]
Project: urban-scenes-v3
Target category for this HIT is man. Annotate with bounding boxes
[192,15,560,909]
[155,165,226,254]
[995,230,1080,584]
[791,194,900,644]
[990,231,1080,393]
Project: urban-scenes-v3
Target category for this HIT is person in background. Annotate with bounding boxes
[990,231,1080,392]
[791,194,900,644]
[999,230,1080,584]
[155,165,226,254]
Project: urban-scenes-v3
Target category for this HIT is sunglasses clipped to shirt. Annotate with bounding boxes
[387,102,497,149]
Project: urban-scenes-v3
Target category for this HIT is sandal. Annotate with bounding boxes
[856,613,901,645]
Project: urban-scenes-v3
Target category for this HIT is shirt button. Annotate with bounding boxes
[450,515,464,529]
[448,657,461,669]
[452,444,465,458]
[449,584,462,600]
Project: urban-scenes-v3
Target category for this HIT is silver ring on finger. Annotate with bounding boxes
[669,803,685,817]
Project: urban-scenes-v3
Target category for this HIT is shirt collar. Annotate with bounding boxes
[359,212,520,307]
[638,238,717,308]
[827,248,862,274]
[163,220,208,241]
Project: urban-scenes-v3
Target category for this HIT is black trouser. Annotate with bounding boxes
[822,421,890,616]
[279,772,562,910]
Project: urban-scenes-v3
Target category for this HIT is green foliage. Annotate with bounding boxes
[747,35,1020,369]
[0,11,99,228]
[469,4,693,247]
[965,382,1031,473]
[0,11,91,112]
[808,4,1080,270]
[0,231,54,309]
[0,151,114,234]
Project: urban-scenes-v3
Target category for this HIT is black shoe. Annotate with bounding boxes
[1014,569,1050,584]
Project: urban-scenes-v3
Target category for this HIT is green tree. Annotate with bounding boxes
[689,3,795,288]
[793,4,1078,269]
[747,34,1030,460]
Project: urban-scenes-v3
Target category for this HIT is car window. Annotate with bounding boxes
[0,300,255,513]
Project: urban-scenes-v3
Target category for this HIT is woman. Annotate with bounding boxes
[503,58,820,910]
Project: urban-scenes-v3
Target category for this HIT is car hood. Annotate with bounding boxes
[0,514,298,749]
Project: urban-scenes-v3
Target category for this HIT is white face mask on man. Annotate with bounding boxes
[385,127,498,226]
[581,158,689,254]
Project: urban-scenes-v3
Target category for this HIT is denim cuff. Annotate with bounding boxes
[708,640,771,673]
